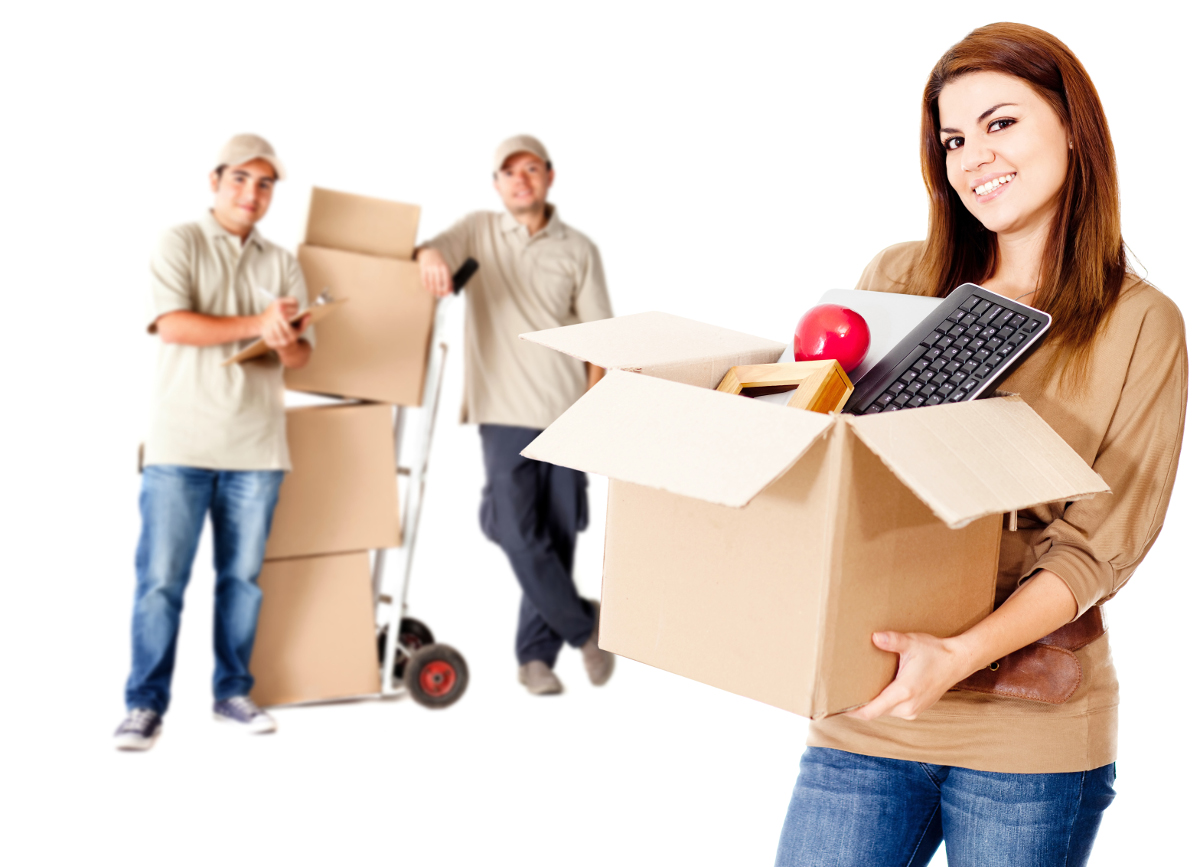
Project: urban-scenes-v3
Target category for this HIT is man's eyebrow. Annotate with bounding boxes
[941,102,1019,135]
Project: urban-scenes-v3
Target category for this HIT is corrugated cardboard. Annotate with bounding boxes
[284,245,435,405]
[304,187,420,260]
[265,403,401,560]
[250,551,381,707]
[520,313,1110,718]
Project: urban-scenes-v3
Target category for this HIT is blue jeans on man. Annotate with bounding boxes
[478,424,595,666]
[125,464,284,713]
[775,747,1116,866]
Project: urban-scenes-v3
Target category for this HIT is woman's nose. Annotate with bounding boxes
[960,138,995,173]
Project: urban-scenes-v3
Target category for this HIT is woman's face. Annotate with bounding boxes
[938,71,1070,239]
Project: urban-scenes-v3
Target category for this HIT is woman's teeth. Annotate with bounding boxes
[974,174,1015,196]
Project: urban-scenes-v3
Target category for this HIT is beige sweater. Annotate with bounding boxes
[807,241,1188,773]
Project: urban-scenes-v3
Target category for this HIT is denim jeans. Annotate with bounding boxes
[478,424,594,667]
[776,747,1116,867]
[124,465,285,713]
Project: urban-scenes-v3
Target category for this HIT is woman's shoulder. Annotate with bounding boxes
[1110,272,1187,346]
[853,241,926,294]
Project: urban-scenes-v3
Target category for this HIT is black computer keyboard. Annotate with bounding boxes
[842,283,1051,415]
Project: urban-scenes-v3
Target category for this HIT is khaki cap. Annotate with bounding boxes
[493,134,551,174]
[215,133,287,180]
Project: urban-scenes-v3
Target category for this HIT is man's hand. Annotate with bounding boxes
[417,247,455,298]
[846,632,973,721]
[259,297,302,349]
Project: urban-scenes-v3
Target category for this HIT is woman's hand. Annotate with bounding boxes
[846,570,1079,723]
[846,632,974,721]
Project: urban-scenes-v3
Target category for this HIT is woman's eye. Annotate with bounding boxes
[988,118,1016,133]
[943,137,964,151]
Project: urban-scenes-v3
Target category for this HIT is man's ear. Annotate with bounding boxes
[545,168,555,191]
[209,171,221,193]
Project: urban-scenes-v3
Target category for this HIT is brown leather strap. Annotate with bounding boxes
[952,605,1107,704]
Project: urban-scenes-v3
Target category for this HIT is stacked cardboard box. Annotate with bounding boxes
[520,312,1109,719]
[249,189,434,707]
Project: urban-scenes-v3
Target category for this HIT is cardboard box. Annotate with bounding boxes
[250,551,381,707]
[304,186,420,260]
[284,245,435,405]
[265,403,401,560]
[520,312,1109,718]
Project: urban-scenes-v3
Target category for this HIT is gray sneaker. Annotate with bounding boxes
[213,696,277,734]
[518,660,564,695]
[581,599,615,686]
[114,708,163,751]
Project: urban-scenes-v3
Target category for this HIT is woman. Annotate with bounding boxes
[776,23,1187,867]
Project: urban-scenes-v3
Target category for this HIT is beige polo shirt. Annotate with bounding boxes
[423,206,613,429]
[143,212,311,471]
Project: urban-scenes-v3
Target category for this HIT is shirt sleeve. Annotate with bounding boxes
[573,238,614,323]
[420,213,477,272]
[147,226,196,333]
[1025,294,1188,617]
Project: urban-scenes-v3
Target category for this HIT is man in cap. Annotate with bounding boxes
[114,134,314,750]
[417,135,615,696]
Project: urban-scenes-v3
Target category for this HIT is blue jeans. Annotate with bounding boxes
[776,747,1116,867]
[478,424,594,667]
[124,465,285,713]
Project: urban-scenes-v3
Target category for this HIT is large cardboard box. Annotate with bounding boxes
[285,188,434,406]
[250,551,381,707]
[520,312,1109,718]
[265,403,401,560]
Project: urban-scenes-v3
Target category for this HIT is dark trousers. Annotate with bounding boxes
[479,424,595,667]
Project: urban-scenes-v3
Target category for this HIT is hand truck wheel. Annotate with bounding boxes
[377,617,437,680]
[404,643,469,709]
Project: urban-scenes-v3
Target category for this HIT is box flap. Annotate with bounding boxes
[522,370,835,507]
[847,395,1110,529]
[304,187,420,260]
[521,312,787,388]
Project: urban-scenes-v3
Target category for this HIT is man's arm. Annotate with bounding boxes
[156,298,312,369]
[586,363,604,391]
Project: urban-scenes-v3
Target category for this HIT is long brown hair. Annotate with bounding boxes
[910,22,1127,384]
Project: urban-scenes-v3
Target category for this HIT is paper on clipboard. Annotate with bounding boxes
[222,299,346,366]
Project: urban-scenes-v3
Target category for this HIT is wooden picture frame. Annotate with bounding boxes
[716,360,854,414]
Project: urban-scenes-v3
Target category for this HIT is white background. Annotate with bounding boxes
[2,1,1196,864]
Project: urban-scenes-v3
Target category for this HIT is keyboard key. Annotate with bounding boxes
[944,360,962,374]
[937,384,954,396]
[930,358,947,371]
[966,324,982,338]
[978,364,994,377]
[950,309,968,322]
[962,379,978,392]
[1011,332,1027,346]
[962,361,979,374]
[1023,320,1042,333]
[998,343,1015,357]
[887,382,906,394]
[894,393,911,407]
[910,396,926,407]
[950,372,967,385]
[937,336,954,349]
[997,326,1014,340]
[994,309,1015,327]
[865,406,882,414]
[913,359,929,371]
[981,326,997,339]
[879,393,895,405]
[926,395,943,405]
[1011,314,1028,328]
[972,299,991,315]
[980,305,1002,324]
[905,381,922,394]
[924,347,943,360]
[919,384,936,398]
[883,404,900,411]
[901,370,918,382]
[985,338,1002,351]
[936,318,958,334]
[961,314,978,327]
[954,337,972,350]
[959,296,980,310]
[932,373,949,386]
[969,338,987,351]
[919,370,936,382]
[950,324,966,338]
[950,389,968,402]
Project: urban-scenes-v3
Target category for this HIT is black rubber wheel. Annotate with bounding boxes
[377,618,437,680]
[404,643,469,709]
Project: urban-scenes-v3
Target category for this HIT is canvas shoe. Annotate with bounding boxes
[114,708,163,751]
[518,660,564,695]
[581,599,615,686]
[213,696,277,734]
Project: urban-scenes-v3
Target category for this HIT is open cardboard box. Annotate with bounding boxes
[265,402,401,560]
[520,312,1109,718]
[284,187,435,406]
[250,551,381,707]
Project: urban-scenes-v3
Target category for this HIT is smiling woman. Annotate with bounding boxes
[774,22,1188,867]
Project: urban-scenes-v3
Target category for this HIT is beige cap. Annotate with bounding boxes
[215,133,286,180]
[493,134,551,174]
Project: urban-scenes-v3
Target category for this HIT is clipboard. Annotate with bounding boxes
[222,299,346,366]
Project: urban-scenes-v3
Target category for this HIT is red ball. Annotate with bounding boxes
[794,304,871,371]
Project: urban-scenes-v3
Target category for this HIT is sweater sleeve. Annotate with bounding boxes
[1026,292,1188,617]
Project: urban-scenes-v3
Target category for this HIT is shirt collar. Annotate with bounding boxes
[202,210,264,251]
[500,203,567,241]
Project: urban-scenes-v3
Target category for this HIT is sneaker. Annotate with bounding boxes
[114,708,163,751]
[213,696,277,734]
[581,599,615,686]
[518,660,564,695]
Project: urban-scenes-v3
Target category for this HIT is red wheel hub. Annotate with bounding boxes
[419,660,457,697]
